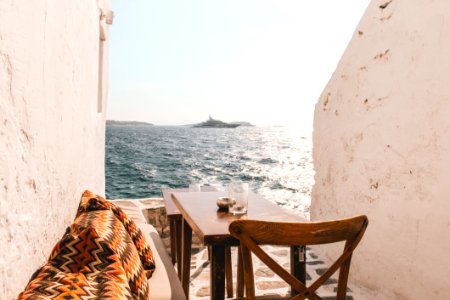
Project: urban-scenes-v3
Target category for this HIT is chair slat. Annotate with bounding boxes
[230,215,367,246]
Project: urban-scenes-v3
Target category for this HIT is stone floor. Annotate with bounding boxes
[188,245,355,300]
[118,198,368,299]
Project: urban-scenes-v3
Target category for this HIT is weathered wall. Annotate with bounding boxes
[312,0,450,298]
[0,0,111,298]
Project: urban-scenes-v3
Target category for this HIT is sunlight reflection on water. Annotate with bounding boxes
[106,125,314,219]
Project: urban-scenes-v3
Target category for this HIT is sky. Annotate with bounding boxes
[108,0,371,130]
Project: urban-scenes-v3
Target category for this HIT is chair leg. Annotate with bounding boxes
[240,244,255,299]
[237,246,245,298]
[337,255,352,300]
[225,247,233,298]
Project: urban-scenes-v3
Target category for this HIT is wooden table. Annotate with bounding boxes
[172,191,307,300]
[161,187,217,276]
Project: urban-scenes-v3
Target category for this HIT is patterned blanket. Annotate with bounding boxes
[19,191,155,299]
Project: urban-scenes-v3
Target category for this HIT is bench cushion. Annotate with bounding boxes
[111,200,148,225]
[141,224,186,300]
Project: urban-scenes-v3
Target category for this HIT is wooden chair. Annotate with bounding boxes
[229,215,368,300]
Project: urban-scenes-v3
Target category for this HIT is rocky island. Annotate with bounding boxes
[230,121,254,127]
[193,116,241,128]
[193,116,254,128]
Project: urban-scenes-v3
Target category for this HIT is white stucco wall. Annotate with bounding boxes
[0,1,111,298]
[312,0,450,299]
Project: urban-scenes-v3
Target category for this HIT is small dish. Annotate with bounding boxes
[216,197,235,210]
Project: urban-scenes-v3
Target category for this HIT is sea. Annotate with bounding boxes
[105,125,314,219]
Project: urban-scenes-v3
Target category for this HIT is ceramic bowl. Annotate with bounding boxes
[216,197,235,210]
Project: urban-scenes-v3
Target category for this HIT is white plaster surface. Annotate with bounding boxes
[0,0,110,298]
[312,0,450,299]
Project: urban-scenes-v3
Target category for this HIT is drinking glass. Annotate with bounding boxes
[228,181,249,214]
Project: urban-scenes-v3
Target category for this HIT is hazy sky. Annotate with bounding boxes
[108,0,370,130]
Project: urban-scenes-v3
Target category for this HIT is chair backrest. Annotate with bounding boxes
[229,215,368,300]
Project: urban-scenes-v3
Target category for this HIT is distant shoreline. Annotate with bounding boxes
[106,120,304,129]
[106,120,153,126]
[106,119,256,127]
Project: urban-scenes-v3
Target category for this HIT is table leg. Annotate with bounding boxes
[290,245,306,297]
[176,218,183,279]
[169,218,177,265]
[210,245,226,300]
[181,218,192,298]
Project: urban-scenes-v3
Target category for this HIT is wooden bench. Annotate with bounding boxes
[112,200,186,300]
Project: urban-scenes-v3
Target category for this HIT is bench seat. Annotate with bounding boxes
[112,200,186,300]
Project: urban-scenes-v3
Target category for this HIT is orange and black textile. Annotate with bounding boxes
[75,190,155,279]
[19,191,155,300]
[19,227,134,299]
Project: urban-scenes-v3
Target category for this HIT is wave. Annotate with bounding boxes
[105,126,313,218]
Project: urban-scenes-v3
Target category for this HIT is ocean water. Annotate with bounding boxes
[105,125,314,218]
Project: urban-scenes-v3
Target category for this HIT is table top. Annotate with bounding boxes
[171,191,305,246]
[162,186,218,217]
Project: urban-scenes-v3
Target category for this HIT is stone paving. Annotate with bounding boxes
[188,245,355,299]
[117,198,363,299]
